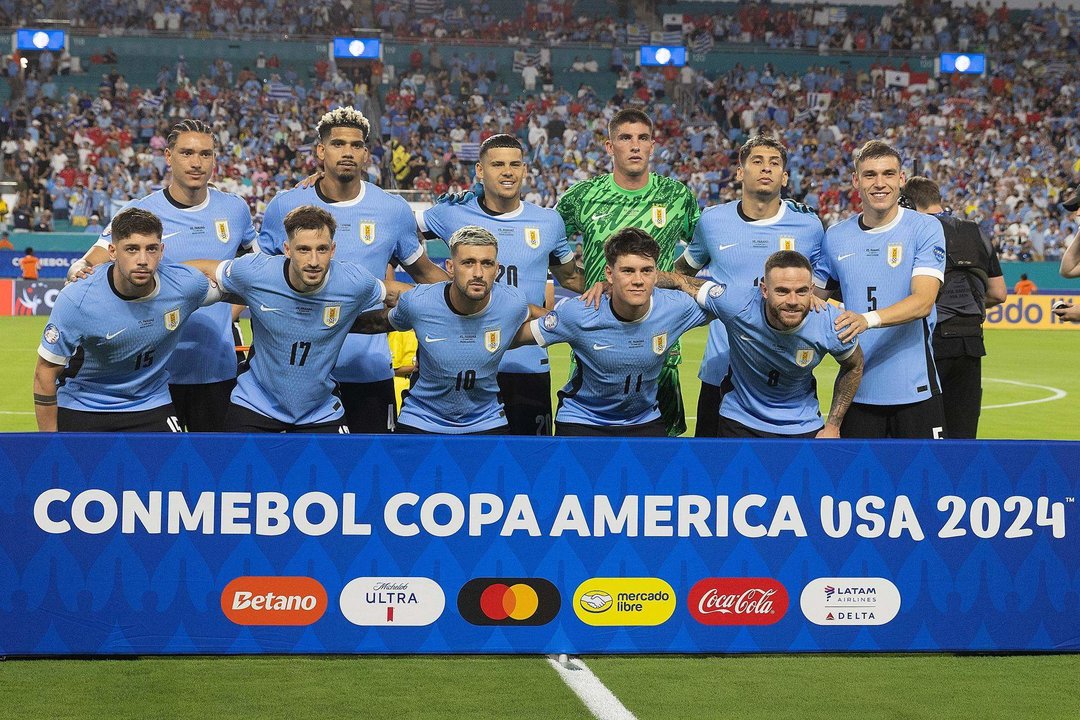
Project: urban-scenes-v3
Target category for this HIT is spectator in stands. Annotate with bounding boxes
[0,232,13,250]
[1013,273,1037,295]
[84,214,104,235]
[33,210,53,233]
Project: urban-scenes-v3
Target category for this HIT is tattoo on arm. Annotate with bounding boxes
[655,272,707,293]
[350,309,393,334]
[826,347,863,429]
[33,393,58,406]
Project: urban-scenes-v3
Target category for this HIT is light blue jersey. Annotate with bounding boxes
[94,188,256,385]
[387,282,529,434]
[216,253,386,426]
[818,207,946,405]
[698,283,858,434]
[421,198,573,374]
[682,199,825,386]
[39,263,213,412]
[530,291,709,427]
[259,181,423,383]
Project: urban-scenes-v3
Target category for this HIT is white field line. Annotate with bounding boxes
[547,655,638,720]
[0,411,33,415]
[982,377,1068,410]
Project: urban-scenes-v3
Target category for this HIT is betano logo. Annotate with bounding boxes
[339,577,445,626]
[800,577,901,626]
[221,576,327,626]
[688,578,789,626]
[457,578,560,626]
[573,578,675,626]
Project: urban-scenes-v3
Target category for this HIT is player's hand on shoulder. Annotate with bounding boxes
[834,309,869,343]
[65,259,95,285]
[436,181,484,205]
[384,279,414,308]
[579,280,610,309]
[296,170,323,189]
[809,293,828,313]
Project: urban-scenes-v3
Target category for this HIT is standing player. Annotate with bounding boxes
[673,251,864,438]
[67,119,256,432]
[34,209,220,432]
[420,134,584,435]
[523,228,711,436]
[819,141,947,438]
[674,135,825,437]
[904,176,1006,438]
[352,226,539,435]
[259,107,448,433]
[555,108,700,436]
[191,206,403,433]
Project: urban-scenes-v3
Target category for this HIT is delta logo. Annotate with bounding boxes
[573,578,675,626]
[339,577,445,627]
[457,578,560,626]
[688,578,789,626]
[800,577,901,626]
[221,576,327,626]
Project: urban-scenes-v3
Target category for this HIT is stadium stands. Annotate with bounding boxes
[2,0,1079,262]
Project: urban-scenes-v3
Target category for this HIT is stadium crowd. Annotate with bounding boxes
[2,1,1079,262]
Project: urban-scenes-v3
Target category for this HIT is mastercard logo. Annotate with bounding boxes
[457,578,560,626]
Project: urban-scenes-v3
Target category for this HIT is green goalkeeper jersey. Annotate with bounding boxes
[556,172,700,285]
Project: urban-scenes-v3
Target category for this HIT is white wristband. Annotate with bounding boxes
[862,311,882,329]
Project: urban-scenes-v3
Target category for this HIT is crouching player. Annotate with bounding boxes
[352,225,544,434]
[34,208,222,432]
[684,250,864,438]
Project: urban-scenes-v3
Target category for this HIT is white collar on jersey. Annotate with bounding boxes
[743,200,787,226]
[323,181,367,207]
[127,272,162,302]
[861,206,905,234]
[178,191,212,212]
[610,295,654,324]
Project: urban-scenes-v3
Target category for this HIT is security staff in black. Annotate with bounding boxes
[903,177,1007,438]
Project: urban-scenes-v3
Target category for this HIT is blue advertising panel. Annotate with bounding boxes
[940,52,986,74]
[639,46,686,67]
[0,435,1076,655]
[2,251,83,279]
[16,29,66,51]
[332,37,381,59]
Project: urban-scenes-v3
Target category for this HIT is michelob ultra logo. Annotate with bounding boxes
[221,576,327,626]
[574,578,676,626]
[339,577,445,626]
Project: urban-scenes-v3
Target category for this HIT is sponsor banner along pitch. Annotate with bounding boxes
[0,434,1077,654]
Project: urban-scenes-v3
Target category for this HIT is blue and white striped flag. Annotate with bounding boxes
[828,7,847,23]
[455,142,481,162]
[690,30,714,55]
[265,81,293,102]
[651,30,683,44]
[626,23,650,44]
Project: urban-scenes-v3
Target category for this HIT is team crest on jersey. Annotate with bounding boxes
[524,227,541,249]
[164,308,181,331]
[795,347,815,367]
[215,220,230,243]
[44,323,60,344]
[323,305,341,327]
[887,243,903,268]
[651,205,667,229]
[652,332,668,355]
[360,222,376,245]
[484,329,501,352]
[779,235,795,251]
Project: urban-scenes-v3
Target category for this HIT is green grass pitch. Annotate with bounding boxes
[2,316,1078,718]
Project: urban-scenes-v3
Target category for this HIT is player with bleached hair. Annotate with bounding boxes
[259,106,449,433]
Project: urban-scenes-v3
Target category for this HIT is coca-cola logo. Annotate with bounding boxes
[688,578,789,626]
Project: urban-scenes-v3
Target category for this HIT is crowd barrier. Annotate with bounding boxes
[0,434,1075,655]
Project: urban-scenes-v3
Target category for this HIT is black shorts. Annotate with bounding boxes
[840,397,947,439]
[555,417,668,437]
[57,404,181,432]
[169,379,235,432]
[497,371,552,436]
[934,354,982,439]
[224,403,350,434]
[717,414,820,439]
[338,380,397,434]
[694,381,724,438]
[395,422,506,436]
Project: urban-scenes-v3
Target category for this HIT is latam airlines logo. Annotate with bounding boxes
[220,576,327,626]
[688,578,789,626]
[800,577,901,626]
[339,577,445,626]
[457,578,560,626]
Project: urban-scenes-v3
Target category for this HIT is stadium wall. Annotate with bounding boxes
[0,434,1076,655]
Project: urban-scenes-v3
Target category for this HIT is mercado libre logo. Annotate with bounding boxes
[688,578,789,626]
[573,578,676,626]
[457,578,561,626]
[220,576,328,626]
